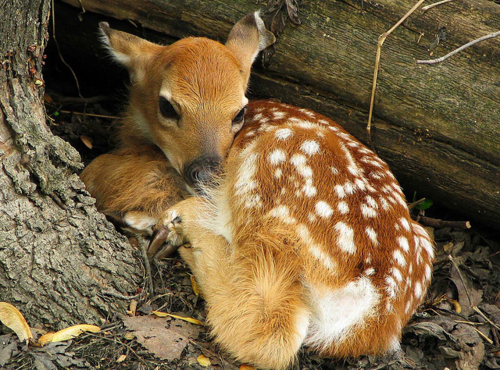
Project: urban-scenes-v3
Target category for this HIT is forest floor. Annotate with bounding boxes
[2,94,500,370]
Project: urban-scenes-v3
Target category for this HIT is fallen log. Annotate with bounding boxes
[58,0,500,229]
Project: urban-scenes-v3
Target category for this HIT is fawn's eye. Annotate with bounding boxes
[159,97,179,120]
[232,107,246,126]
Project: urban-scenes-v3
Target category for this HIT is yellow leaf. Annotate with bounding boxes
[197,354,211,367]
[449,298,462,314]
[152,311,204,326]
[190,275,201,296]
[0,302,33,343]
[240,365,257,370]
[38,324,101,345]
[117,354,127,363]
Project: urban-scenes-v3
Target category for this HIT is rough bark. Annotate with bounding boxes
[0,0,143,329]
[59,0,500,229]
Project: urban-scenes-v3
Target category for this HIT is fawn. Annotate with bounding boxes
[81,12,434,370]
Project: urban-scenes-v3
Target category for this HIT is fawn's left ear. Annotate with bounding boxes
[225,12,276,83]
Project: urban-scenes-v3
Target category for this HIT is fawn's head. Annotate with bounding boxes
[100,13,275,193]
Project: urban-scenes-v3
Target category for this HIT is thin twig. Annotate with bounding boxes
[101,290,144,301]
[449,255,473,308]
[51,0,85,100]
[472,326,494,345]
[59,110,120,120]
[139,239,155,298]
[417,216,471,230]
[367,0,426,146]
[473,306,500,332]
[417,30,500,64]
[421,0,453,12]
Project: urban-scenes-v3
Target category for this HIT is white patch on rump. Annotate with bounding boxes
[305,277,380,348]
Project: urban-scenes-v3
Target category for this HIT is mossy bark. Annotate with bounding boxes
[59,0,500,229]
[0,0,143,329]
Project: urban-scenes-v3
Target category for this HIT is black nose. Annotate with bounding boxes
[183,157,222,189]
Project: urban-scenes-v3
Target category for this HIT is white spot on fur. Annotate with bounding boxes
[385,275,398,299]
[234,145,259,195]
[425,264,432,281]
[337,201,349,214]
[331,167,339,175]
[273,111,286,119]
[361,204,377,218]
[244,194,262,209]
[378,196,390,210]
[393,249,407,267]
[315,201,333,218]
[305,278,380,348]
[399,217,411,231]
[398,236,410,252]
[298,225,337,272]
[365,196,378,209]
[268,205,296,224]
[300,140,320,156]
[268,148,286,165]
[414,282,423,299]
[365,227,378,245]
[355,178,366,191]
[334,222,356,254]
[274,168,283,179]
[275,128,293,140]
[391,267,403,282]
[303,179,317,197]
[365,268,375,276]
[291,154,313,178]
[334,185,346,199]
[308,213,317,223]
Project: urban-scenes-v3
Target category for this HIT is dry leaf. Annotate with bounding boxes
[38,324,100,345]
[448,298,462,314]
[152,311,204,326]
[123,332,135,340]
[240,365,257,370]
[128,300,138,316]
[80,135,93,149]
[197,354,211,367]
[122,315,201,361]
[117,354,127,363]
[0,302,33,343]
[190,275,201,296]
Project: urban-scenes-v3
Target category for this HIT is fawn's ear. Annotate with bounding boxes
[225,12,276,83]
[99,22,161,81]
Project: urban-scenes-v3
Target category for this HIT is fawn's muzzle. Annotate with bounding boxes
[183,156,222,191]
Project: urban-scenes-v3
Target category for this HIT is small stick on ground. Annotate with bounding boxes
[416,216,471,229]
[139,240,155,298]
[417,31,500,65]
[59,110,120,120]
[367,0,427,147]
[421,0,453,12]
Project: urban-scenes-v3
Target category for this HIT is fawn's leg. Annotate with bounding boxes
[81,146,187,235]
[154,198,311,369]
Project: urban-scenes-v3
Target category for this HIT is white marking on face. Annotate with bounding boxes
[398,236,410,252]
[334,222,356,254]
[337,201,349,214]
[305,278,379,348]
[393,249,407,267]
[268,148,287,165]
[365,227,378,245]
[267,205,296,224]
[275,128,293,140]
[300,140,320,156]
[315,201,333,218]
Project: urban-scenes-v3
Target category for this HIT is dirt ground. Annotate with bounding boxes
[2,88,500,370]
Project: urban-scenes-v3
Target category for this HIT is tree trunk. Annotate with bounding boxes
[0,0,142,329]
[59,0,500,229]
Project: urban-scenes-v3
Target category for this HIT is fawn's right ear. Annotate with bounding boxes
[99,22,161,81]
